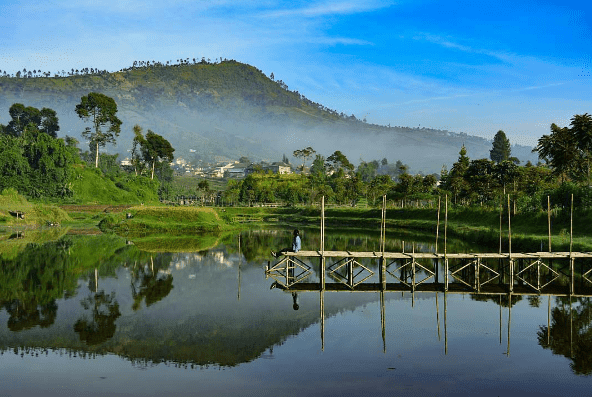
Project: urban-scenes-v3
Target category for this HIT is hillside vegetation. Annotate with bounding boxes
[0,60,537,171]
[67,164,160,204]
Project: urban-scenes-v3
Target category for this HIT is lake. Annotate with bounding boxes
[1,228,591,396]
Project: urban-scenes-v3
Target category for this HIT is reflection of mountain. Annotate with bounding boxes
[0,245,380,367]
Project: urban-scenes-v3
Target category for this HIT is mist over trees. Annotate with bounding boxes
[0,59,538,173]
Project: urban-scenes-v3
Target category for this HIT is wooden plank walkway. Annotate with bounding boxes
[285,251,592,259]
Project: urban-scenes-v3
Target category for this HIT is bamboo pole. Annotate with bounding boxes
[320,290,325,351]
[547,295,551,345]
[436,196,441,254]
[436,292,441,341]
[548,196,552,252]
[507,293,512,357]
[508,195,513,293]
[507,194,512,256]
[499,295,502,345]
[444,291,448,355]
[321,196,325,254]
[381,195,387,290]
[445,195,448,291]
[570,193,573,255]
[499,199,503,255]
[321,196,325,291]
[381,291,386,353]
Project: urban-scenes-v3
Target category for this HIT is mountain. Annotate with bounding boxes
[0,60,537,173]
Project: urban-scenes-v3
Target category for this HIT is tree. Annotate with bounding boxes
[490,130,511,163]
[141,130,175,180]
[443,145,471,204]
[533,123,581,182]
[293,146,316,171]
[39,107,60,138]
[3,103,58,137]
[75,92,122,168]
[326,150,354,175]
[130,124,146,176]
[571,113,592,186]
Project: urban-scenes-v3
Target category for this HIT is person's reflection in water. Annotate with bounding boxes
[292,292,299,310]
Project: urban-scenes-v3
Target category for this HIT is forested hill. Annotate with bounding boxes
[0,60,537,172]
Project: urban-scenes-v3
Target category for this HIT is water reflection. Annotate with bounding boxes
[74,290,121,345]
[0,229,591,380]
[538,296,592,375]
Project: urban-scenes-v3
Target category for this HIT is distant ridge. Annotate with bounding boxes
[0,60,537,172]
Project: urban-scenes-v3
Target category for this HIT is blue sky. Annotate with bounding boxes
[0,0,590,146]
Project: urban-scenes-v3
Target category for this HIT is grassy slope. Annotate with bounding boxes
[100,206,228,235]
[67,164,160,205]
[0,189,71,227]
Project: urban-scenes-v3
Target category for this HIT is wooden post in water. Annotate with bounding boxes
[320,196,325,291]
[436,292,441,341]
[380,195,387,290]
[507,293,512,357]
[547,295,551,345]
[237,234,242,301]
[380,291,386,353]
[570,194,574,295]
[444,291,448,355]
[548,196,552,252]
[320,290,325,351]
[499,295,502,345]
[508,194,513,293]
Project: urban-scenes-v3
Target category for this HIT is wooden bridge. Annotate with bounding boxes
[264,195,592,354]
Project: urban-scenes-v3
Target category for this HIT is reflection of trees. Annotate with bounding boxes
[4,299,58,332]
[130,256,174,311]
[538,297,592,375]
[0,239,74,330]
[74,291,121,345]
[471,293,522,308]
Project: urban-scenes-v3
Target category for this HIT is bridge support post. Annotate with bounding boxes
[444,258,449,291]
[570,256,575,295]
[320,256,325,291]
[380,256,386,291]
[509,259,514,293]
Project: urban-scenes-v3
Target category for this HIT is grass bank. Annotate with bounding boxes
[99,206,229,235]
[0,188,71,227]
[77,203,592,253]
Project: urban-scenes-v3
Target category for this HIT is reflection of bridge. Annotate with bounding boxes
[264,196,592,355]
[265,251,591,356]
[266,251,592,296]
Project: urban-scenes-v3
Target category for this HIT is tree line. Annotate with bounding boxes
[0,92,175,199]
[218,116,592,212]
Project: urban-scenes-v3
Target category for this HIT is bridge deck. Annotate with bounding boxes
[284,251,592,259]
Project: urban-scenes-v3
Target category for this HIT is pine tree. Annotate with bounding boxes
[490,130,511,163]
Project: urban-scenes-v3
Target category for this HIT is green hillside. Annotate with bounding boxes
[0,60,538,172]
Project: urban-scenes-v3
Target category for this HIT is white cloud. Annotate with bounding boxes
[262,0,393,18]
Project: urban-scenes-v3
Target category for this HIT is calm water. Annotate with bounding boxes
[1,228,591,396]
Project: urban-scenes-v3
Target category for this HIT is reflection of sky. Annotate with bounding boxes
[2,232,592,395]
[2,293,590,396]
